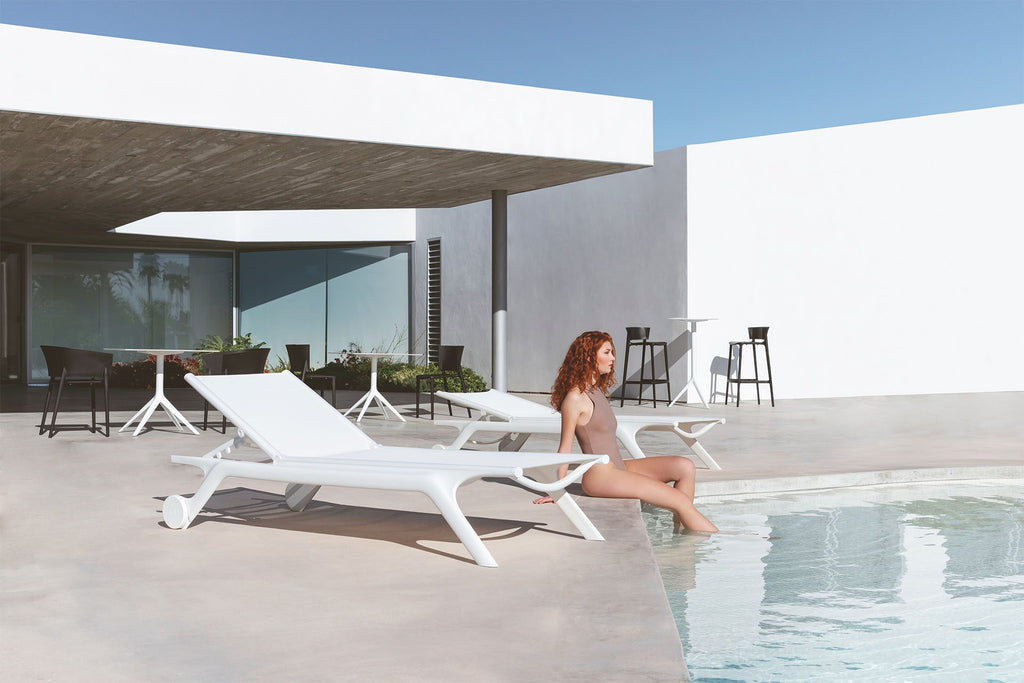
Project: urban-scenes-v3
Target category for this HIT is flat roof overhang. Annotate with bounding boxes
[0,25,653,246]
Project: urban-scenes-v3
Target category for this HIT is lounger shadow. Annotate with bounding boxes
[156,486,548,565]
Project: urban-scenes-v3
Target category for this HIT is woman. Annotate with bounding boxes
[534,331,718,533]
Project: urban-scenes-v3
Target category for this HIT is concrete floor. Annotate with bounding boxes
[1,384,1022,682]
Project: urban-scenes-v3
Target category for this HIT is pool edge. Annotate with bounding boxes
[695,465,1024,499]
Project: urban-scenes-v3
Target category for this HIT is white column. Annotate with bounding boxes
[491,190,508,392]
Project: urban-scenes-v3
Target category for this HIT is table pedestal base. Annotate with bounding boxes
[118,353,200,436]
[344,388,406,423]
[120,393,199,436]
[669,377,709,409]
[343,358,406,422]
[667,318,714,410]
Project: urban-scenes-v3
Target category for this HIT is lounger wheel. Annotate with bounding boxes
[162,495,191,529]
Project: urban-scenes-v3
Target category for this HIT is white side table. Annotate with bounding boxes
[666,318,715,409]
[107,348,207,436]
[338,352,421,422]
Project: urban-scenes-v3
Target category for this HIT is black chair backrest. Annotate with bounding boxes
[437,345,464,372]
[626,327,650,342]
[220,348,271,375]
[41,345,65,378]
[40,345,111,378]
[285,344,311,372]
[203,352,224,376]
[748,327,770,341]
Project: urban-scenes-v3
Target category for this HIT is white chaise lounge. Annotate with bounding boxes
[162,372,608,567]
[434,389,725,471]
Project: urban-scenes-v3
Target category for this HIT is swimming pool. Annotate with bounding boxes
[644,480,1024,682]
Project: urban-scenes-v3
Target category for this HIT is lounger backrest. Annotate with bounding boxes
[437,389,559,420]
[186,371,376,459]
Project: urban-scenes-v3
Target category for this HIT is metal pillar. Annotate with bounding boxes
[491,190,507,392]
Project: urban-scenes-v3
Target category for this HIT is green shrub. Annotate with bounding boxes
[194,333,267,374]
[110,354,202,389]
[313,356,487,392]
[196,333,266,352]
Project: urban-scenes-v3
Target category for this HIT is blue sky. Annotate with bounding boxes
[3,0,1021,150]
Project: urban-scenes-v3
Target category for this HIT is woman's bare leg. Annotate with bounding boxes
[624,456,697,499]
[582,463,717,533]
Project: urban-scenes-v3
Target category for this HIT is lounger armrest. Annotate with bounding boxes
[672,421,722,439]
[170,454,224,475]
[514,455,609,492]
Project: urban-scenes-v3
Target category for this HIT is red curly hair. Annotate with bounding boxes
[550,331,617,410]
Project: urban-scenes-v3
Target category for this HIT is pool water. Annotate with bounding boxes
[644,480,1024,682]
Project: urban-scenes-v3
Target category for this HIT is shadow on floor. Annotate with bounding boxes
[156,486,554,566]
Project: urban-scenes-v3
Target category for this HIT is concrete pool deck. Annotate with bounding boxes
[2,385,1022,681]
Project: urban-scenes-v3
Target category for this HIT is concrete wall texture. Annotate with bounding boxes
[414,147,688,394]
[415,104,1023,399]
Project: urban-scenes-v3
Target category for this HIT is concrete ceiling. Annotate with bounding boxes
[1,110,644,247]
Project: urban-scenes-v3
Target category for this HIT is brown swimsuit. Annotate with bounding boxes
[574,387,626,470]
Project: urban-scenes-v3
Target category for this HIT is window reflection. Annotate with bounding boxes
[30,246,233,380]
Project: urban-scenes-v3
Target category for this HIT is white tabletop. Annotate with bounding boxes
[334,352,421,358]
[667,318,716,323]
[106,348,208,354]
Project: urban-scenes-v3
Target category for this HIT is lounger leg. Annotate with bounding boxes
[422,480,498,567]
[497,433,530,452]
[442,423,480,450]
[525,464,604,541]
[163,468,229,530]
[672,428,723,471]
[616,426,646,459]
[284,483,321,511]
[549,488,604,541]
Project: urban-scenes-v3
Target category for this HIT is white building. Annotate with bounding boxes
[4,24,1020,399]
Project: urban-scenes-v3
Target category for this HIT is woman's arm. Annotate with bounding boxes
[557,390,584,454]
[533,389,584,503]
[553,390,587,478]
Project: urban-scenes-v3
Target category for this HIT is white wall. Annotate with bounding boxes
[687,105,1024,399]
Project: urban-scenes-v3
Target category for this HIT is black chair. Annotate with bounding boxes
[202,348,271,432]
[725,326,775,406]
[619,327,672,407]
[286,344,336,407]
[39,345,112,438]
[416,345,472,419]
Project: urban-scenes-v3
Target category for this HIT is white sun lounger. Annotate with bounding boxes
[433,389,725,471]
[162,372,608,567]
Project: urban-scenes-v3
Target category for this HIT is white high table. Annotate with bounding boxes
[667,318,715,409]
[107,348,207,436]
[340,352,421,422]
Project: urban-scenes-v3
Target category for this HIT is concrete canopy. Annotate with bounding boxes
[0,24,653,246]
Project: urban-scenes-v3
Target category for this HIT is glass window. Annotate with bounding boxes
[239,249,327,368]
[29,246,233,381]
[327,246,410,356]
[239,245,410,370]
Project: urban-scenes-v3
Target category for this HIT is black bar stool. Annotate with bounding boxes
[725,326,775,406]
[618,326,672,407]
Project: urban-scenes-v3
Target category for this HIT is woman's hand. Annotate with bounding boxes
[532,466,569,504]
